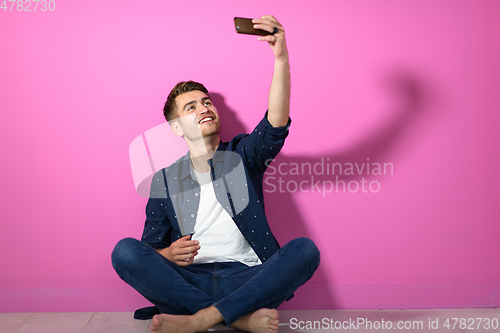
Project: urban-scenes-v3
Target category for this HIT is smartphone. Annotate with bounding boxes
[234,17,272,36]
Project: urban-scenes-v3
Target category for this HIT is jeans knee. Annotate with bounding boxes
[111,237,141,272]
[291,237,320,269]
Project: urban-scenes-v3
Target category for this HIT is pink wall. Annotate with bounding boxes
[1,0,499,312]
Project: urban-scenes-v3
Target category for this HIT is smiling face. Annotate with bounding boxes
[171,90,220,142]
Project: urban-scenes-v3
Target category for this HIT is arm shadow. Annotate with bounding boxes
[212,68,435,309]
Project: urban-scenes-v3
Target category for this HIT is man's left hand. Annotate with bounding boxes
[252,15,289,62]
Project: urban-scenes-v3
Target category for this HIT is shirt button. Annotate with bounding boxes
[191,214,195,218]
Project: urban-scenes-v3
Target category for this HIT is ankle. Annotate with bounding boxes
[193,306,224,331]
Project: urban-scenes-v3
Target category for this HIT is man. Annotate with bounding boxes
[112,16,320,333]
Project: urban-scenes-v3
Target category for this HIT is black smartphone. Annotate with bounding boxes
[234,17,272,36]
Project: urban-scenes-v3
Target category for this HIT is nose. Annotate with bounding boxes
[199,104,210,114]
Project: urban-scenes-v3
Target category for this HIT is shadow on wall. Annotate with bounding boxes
[212,68,432,309]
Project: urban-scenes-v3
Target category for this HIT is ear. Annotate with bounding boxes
[170,120,184,137]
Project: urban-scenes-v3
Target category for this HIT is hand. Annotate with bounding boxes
[157,235,200,267]
[252,15,289,62]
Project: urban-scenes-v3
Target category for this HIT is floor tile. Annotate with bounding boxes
[0,313,33,333]
[14,312,93,333]
[80,312,150,333]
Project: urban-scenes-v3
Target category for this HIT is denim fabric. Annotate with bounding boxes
[112,237,320,326]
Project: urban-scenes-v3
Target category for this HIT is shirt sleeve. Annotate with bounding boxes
[234,111,291,174]
[141,170,172,249]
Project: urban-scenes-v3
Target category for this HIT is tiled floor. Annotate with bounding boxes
[0,308,499,333]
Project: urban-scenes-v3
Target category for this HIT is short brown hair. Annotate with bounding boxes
[163,81,210,122]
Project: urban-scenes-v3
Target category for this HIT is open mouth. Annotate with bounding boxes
[199,117,214,124]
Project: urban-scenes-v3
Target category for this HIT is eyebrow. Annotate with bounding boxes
[183,100,196,111]
[182,97,212,111]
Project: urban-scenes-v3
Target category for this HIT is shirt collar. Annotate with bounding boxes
[179,140,229,180]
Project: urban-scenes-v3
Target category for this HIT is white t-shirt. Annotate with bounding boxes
[191,168,261,266]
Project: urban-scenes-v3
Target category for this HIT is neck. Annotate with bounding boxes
[186,135,220,173]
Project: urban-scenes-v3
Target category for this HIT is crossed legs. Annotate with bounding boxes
[112,237,319,332]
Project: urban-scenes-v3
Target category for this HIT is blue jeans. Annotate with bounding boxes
[111,237,320,326]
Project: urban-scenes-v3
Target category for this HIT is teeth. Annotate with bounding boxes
[199,117,213,124]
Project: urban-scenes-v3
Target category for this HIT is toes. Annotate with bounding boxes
[150,314,165,332]
[269,309,279,319]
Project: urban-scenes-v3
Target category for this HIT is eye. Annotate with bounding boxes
[204,101,212,106]
[187,105,195,111]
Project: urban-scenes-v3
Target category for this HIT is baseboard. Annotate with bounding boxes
[0,281,498,312]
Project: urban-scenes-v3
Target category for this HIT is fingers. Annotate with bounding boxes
[257,35,278,43]
[253,15,281,27]
[252,15,284,35]
[172,243,200,258]
[172,234,199,249]
[170,234,200,266]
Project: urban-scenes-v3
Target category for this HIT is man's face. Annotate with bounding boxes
[172,90,220,142]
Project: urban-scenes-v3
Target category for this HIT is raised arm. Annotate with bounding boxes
[253,15,290,128]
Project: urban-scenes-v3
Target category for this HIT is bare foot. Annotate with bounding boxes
[149,306,223,333]
[150,314,195,333]
[231,308,279,333]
